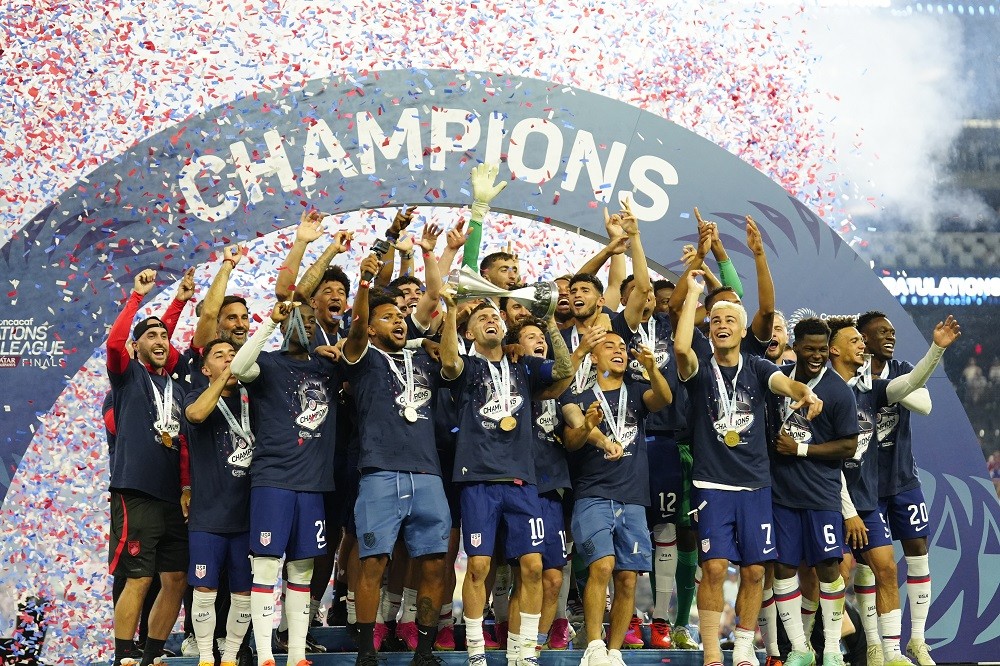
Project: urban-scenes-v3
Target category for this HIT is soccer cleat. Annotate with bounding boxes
[580,641,611,666]
[221,662,239,666]
[374,622,389,651]
[294,661,313,666]
[411,653,446,666]
[495,620,509,649]
[764,657,784,666]
[356,653,383,666]
[547,618,571,650]
[566,599,585,623]
[821,653,844,666]
[434,624,456,650]
[785,650,817,666]
[261,661,277,666]
[885,652,915,666]
[181,634,199,657]
[273,629,289,653]
[671,625,699,650]
[906,640,935,666]
[867,645,885,666]
[198,661,215,666]
[469,654,489,666]
[623,616,645,648]
[305,631,327,653]
[396,621,419,651]
[649,618,672,649]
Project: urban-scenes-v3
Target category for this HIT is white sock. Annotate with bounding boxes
[556,562,572,619]
[466,615,486,656]
[493,564,512,621]
[277,579,289,632]
[905,555,931,641]
[375,586,386,623]
[346,590,357,625]
[758,588,779,657]
[379,588,398,624]
[519,612,541,659]
[652,523,678,621]
[310,597,321,625]
[401,587,418,623]
[854,564,880,647]
[878,608,903,659]
[223,594,252,663]
[250,558,279,665]
[192,589,218,662]
[733,626,756,663]
[439,602,454,629]
[285,560,314,666]
[773,576,808,653]
[819,577,846,656]
[801,596,819,639]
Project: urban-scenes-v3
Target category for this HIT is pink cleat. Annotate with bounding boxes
[396,621,419,651]
[434,623,456,650]
[373,622,389,651]
[547,618,571,650]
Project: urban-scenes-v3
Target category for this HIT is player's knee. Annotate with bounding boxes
[588,556,615,582]
[519,553,543,583]
[251,556,281,585]
[701,559,728,584]
[466,557,491,582]
[740,563,764,586]
[542,568,562,597]
[613,571,637,596]
[160,570,188,590]
[286,557,314,585]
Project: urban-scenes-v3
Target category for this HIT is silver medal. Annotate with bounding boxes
[403,406,419,423]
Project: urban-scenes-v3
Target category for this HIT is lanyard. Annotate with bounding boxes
[637,317,656,349]
[570,326,593,393]
[376,347,417,407]
[710,355,744,430]
[148,374,179,434]
[217,387,252,443]
[593,384,629,444]
[281,307,310,351]
[484,356,513,416]
[782,365,825,427]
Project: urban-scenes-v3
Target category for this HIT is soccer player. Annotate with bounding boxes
[765,311,790,363]
[768,318,860,666]
[107,269,190,666]
[182,339,255,666]
[561,333,673,666]
[230,299,343,666]
[439,288,574,666]
[341,254,451,666]
[828,315,959,666]
[674,270,822,666]
[858,311,940,666]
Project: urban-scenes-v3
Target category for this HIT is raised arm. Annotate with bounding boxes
[185,366,232,424]
[276,209,326,301]
[668,212,714,328]
[635,345,673,412]
[463,163,507,270]
[412,223,444,330]
[375,206,416,287]
[885,315,961,406]
[438,288,465,380]
[710,224,744,297]
[674,270,705,382]
[745,216,775,344]
[107,270,156,374]
[343,255,381,363]
[193,245,243,349]
[618,199,652,330]
[767,372,823,421]
[230,302,293,382]
[295,230,353,302]
[574,211,628,289]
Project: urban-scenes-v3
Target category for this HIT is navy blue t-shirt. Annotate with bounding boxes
[343,344,442,476]
[741,325,769,358]
[768,367,859,512]
[846,378,890,513]
[681,349,780,489]
[182,389,253,533]
[178,346,207,392]
[245,351,341,492]
[449,354,553,485]
[560,310,628,396]
[108,360,183,503]
[876,359,921,498]
[563,382,650,506]
[531,398,570,494]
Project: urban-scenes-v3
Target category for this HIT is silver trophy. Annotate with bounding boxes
[447,266,557,319]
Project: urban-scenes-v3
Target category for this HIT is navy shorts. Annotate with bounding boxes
[646,434,683,526]
[250,487,327,560]
[692,486,774,565]
[772,504,844,567]
[850,509,893,560]
[461,482,544,560]
[879,487,931,542]
[539,491,570,570]
[571,497,652,572]
[188,530,252,592]
[355,471,451,558]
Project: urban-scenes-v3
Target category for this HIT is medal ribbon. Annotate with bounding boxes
[570,326,593,393]
[781,365,826,428]
[148,374,178,434]
[710,355,744,432]
[593,384,629,445]
[376,347,417,408]
[217,387,253,444]
[484,356,513,417]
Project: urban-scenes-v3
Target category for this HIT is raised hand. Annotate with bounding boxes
[584,400,604,430]
[618,197,638,236]
[332,230,354,254]
[446,220,470,250]
[932,315,961,348]
[746,215,764,256]
[134,269,157,296]
[418,223,444,253]
[604,207,626,241]
[631,344,657,371]
[470,163,507,205]
[441,285,458,309]
[297,209,326,244]
[270,300,298,323]
[358,254,381,283]
[685,269,706,294]
[390,205,418,235]
[395,232,415,254]
[579,325,607,355]
[790,390,823,420]
[223,244,245,265]
[175,267,196,302]
[680,244,698,268]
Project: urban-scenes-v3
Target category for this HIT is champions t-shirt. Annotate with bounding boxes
[448,354,553,485]
[531,398,570,494]
[245,351,341,492]
[560,310,628,396]
[846,378,890,514]
[768,366,859,512]
[182,389,253,533]
[681,349,780,489]
[876,359,921,498]
[562,382,650,506]
[343,343,442,476]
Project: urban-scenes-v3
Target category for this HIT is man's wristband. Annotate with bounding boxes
[222,258,237,269]
[182,485,192,492]
[796,442,809,457]
[422,250,432,258]
[400,252,414,260]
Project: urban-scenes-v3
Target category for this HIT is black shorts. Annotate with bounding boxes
[110,490,189,578]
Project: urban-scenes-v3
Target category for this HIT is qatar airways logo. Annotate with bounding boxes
[177,107,679,223]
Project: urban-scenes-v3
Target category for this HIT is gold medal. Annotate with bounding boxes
[161,431,173,448]
[499,415,518,432]
[403,406,419,423]
[724,430,740,447]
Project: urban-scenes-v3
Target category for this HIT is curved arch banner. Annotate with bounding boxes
[2,69,998,660]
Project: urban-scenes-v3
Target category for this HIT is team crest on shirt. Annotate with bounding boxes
[470,533,482,548]
[876,406,900,447]
[784,412,814,445]
[195,564,207,579]
[259,531,271,546]
[295,378,330,435]
[127,540,140,557]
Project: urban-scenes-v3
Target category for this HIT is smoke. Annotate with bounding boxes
[800,8,988,229]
